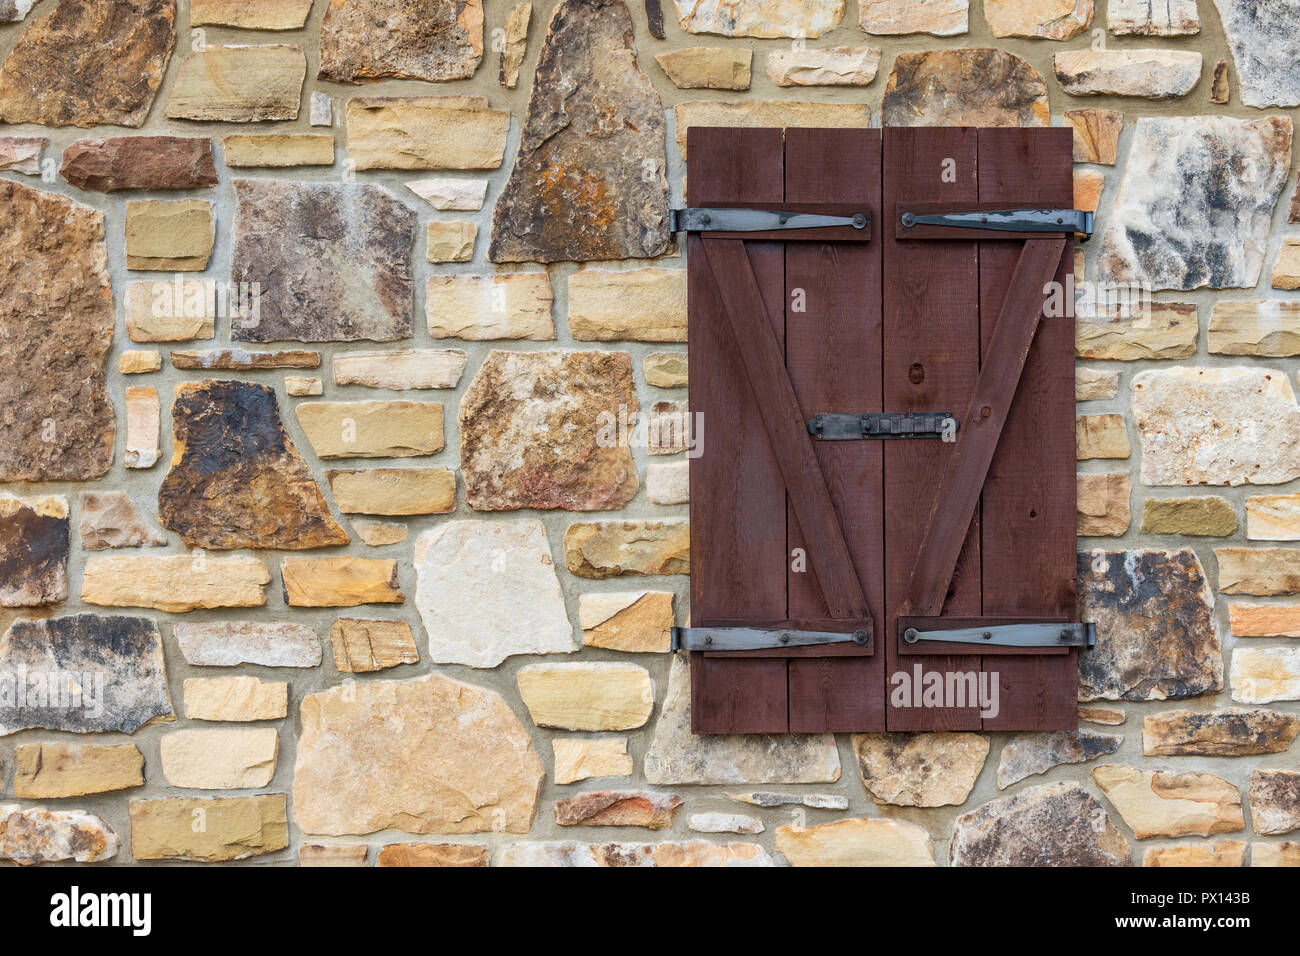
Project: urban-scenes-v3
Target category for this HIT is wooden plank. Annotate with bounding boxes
[682,201,872,242]
[687,126,789,734]
[976,127,1079,731]
[784,127,886,732]
[894,201,1081,240]
[882,127,983,731]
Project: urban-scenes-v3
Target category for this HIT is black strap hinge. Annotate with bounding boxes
[902,622,1096,648]
[671,207,868,233]
[808,412,956,441]
[900,207,1094,240]
[672,625,871,652]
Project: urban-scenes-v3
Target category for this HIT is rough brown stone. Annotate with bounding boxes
[565,520,689,577]
[1212,58,1230,104]
[130,795,288,862]
[1250,770,1300,835]
[656,46,751,89]
[1077,414,1130,459]
[1144,842,1244,867]
[1216,548,1300,595]
[0,0,175,127]
[1066,108,1122,164]
[499,2,531,88]
[282,557,403,607]
[1143,709,1299,756]
[580,591,674,652]
[1141,497,1239,537]
[555,791,682,829]
[13,743,144,799]
[320,0,482,83]
[125,200,214,271]
[0,135,43,173]
[81,554,270,612]
[330,618,419,673]
[346,96,509,170]
[1078,472,1131,536]
[378,843,488,867]
[184,676,287,722]
[0,494,68,607]
[1,805,119,865]
[852,733,988,807]
[333,349,468,390]
[882,49,1049,127]
[1094,765,1244,838]
[191,0,313,28]
[776,818,936,866]
[60,136,216,191]
[296,401,444,459]
[553,738,634,783]
[997,730,1123,789]
[1229,604,1300,638]
[167,45,305,122]
[77,491,166,550]
[951,783,1130,866]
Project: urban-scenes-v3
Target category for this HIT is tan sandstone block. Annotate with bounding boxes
[125,280,217,342]
[776,818,936,866]
[655,47,751,90]
[580,591,674,652]
[295,401,444,458]
[1078,472,1131,536]
[1229,604,1300,638]
[1093,765,1244,839]
[330,618,419,673]
[13,743,144,799]
[1144,841,1245,867]
[281,557,404,607]
[552,738,634,784]
[81,554,269,612]
[426,220,477,262]
[160,728,278,789]
[167,45,306,122]
[517,662,654,731]
[184,676,288,722]
[1077,414,1131,459]
[130,795,288,862]
[223,133,334,167]
[125,200,214,271]
[426,273,554,339]
[327,468,456,515]
[346,96,509,170]
[569,268,686,342]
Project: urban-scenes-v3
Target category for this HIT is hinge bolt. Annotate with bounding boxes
[779,632,790,644]
[853,629,869,645]
[704,634,713,645]
[1059,629,1072,642]
[901,212,915,227]
[903,627,919,644]
[982,631,993,641]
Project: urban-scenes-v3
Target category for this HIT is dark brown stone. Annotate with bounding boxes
[0,494,68,607]
[951,783,1131,867]
[882,48,1049,127]
[157,380,349,551]
[489,0,670,263]
[0,181,114,482]
[170,349,320,370]
[231,179,415,343]
[1144,709,1300,756]
[1250,770,1300,835]
[0,0,176,128]
[59,136,216,192]
[319,0,483,83]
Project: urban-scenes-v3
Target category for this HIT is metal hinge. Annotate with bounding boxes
[899,207,1094,239]
[672,626,871,652]
[808,412,957,441]
[902,622,1096,648]
[670,207,869,233]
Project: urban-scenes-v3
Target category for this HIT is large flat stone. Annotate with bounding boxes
[1109,0,1199,34]
[775,819,936,866]
[882,49,1049,126]
[859,0,967,34]
[327,468,455,515]
[517,662,652,730]
[13,743,144,798]
[61,136,216,191]
[160,728,278,789]
[564,520,689,577]
[1094,765,1244,838]
[81,555,269,612]
[296,401,444,458]
[852,733,988,806]
[281,557,403,607]
[184,676,287,721]
[1054,49,1200,97]
[426,274,554,339]
[1,805,118,865]
[997,730,1123,788]
[167,45,305,122]
[985,0,1092,39]
[173,621,321,668]
[319,0,483,83]
[130,795,288,861]
[1230,647,1300,703]
[1209,301,1300,356]
[1075,303,1198,360]
[1144,709,1299,756]
[672,0,843,37]
[0,493,68,607]
[568,269,686,342]
[1217,548,1300,595]
[766,46,881,86]
[951,783,1130,865]
[1211,0,1300,107]
[346,96,509,170]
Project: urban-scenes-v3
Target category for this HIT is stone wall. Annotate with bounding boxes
[0,0,1298,867]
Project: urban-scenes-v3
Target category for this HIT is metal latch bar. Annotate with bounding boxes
[899,207,1093,239]
[808,412,956,441]
[671,207,869,233]
[902,622,1096,648]
[673,626,871,652]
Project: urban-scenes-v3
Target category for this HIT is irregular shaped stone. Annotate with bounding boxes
[517,662,652,730]
[952,783,1129,865]
[553,738,634,783]
[160,728,278,789]
[555,790,682,829]
[500,2,531,88]
[986,0,1092,38]
[347,95,509,170]
[1078,472,1131,536]
[170,349,320,370]
[82,554,269,612]
[0,614,173,735]
[776,819,936,866]
[1094,765,1244,838]
[300,844,367,866]
[1066,108,1122,164]
[1272,241,1300,290]
[352,521,408,546]
[1109,0,1199,34]
[1209,301,1300,355]
[1254,842,1300,866]
[1076,303,1197,360]
[1217,548,1300,595]
[690,813,762,834]
[167,45,305,122]
[120,350,162,374]
[427,274,554,339]
[1100,117,1292,291]
[1079,706,1126,725]
[320,0,483,83]
[882,49,1049,127]
[232,180,414,344]
[0,493,68,607]
[647,462,689,505]
[192,0,314,28]
[997,730,1123,788]
[565,520,689,577]
[327,468,455,516]
[1250,770,1300,835]
[645,352,688,388]
[859,0,966,34]
[1142,496,1238,536]
[852,733,986,806]
[295,673,544,835]
[568,268,686,341]
[157,381,346,551]
[378,843,488,867]
[1074,168,1105,215]
[334,349,467,390]
[1212,58,1230,103]
[1145,709,1298,756]
[124,279,217,342]
[1144,841,1244,867]
[130,795,288,862]
[729,791,848,810]
[282,557,403,607]
[1054,49,1201,98]
[673,0,843,37]
[1231,647,1300,703]
[460,350,636,511]
[767,46,881,86]
[330,618,419,673]
[13,743,144,798]
[674,100,871,155]
[427,221,477,262]
[222,133,334,167]
[1078,550,1221,701]
[0,0,175,127]
[0,182,114,481]
[407,177,489,210]
[1247,495,1300,540]
[296,401,444,458]
[310,91,333,125]
[1211,0,1300,107]
[656,47,750,89]
[125,200,213,271]
[123,386,159,469]
[499,840,773,866]
[1230,604,1300,638]
[0,805,118,865]
[0,135,42,173]
[1077,414,1130,459]
[61,136,216,192]
[77,492,166,550]
[184,676,287,722]
[580,591,674,652]
[1076,367,1119,401]
[174,621,321,668]
[645,655,840,784]
[284,378,321,397]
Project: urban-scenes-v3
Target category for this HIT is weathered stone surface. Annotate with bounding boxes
[1076,303,1198,360]
[1076,367,1119,401]
[555,790,682,829]
[77,492,166,551]
[426,274,554,339]
[310,91,333,125]
[1254,841,1300,866]
[0,0,175,127]
[1100,118,1292,291]
[296,401,444,459]
[1217,548,1300,596]
[426,220,477,262]
[1142,497,1238,537]
[184,676,287,722]
[120,350,162,374]
[499,840,773,866]
[460,351,637,511]
[1144,841,1244,867]
[174,621,321,668]
[327,468,455,515]
[414,520,573,667]
[767,46,881,86]
[300,844,368,866]
[170,349,320,370]
[167,45,305,122]
[776,819,936,867]
[222,133,334,168]
[553,738,634,783]
[986,0,1092,38]
[730,791,848,810]
[517,662,652,730]
[1248,495,1300,540]
[1077,414,1130,459]
[645,352,688,388]
[125,200,213,271]
[0,805,118,865]
[1144,709,1299,756]
[1078,473,1131,536]
[674,0,843,36]
[1230,604,1300,638]
[0,494,68,607]
[123,385,159,470]
[1079,706,1126,725]
[1094,765,1244,838]
[997,730,1123,789]
[1078,550,1221,701]
[656,47,751,89]
[0,136,42,173]
[569,269,686,342]
[0,182,114,482]
[1074,168,1104,215]
[882,49,1049,127]
[647,462,689,505]
[295,673,544,835]
[499,2,531,88]
[124,279,217,343]
[192,0,314,28]
[13,743,144,799]
[645,655,840,784]
[1272,241,1300,290]
[159,380,348,551]
[232,180,415,343]
[1250,770,1300,835]
[407,177,488,210]
[952,783,1129,865]
[1210,301,1300,355]
[859,0,966,34]
[1211,0,1300,107]
[319,0,483,83]
[352,521,408,546]
[130,795,288,862]
[333,349,468,389]
[674,100,871,155]
[1066,108,1122,164]
[284,377,319,397]
[347,96,509,170]
[1054,49,1200,98]
[1134,368,1300,485]
[1109,0,1199,34]
[378,843,488,867]
[282,557,403,607]
[1231,647,1300,703]
[581,591,674,652]
[330,618,419,673]
[160,728,278,789]
[0,614,172,736]
[0,0,32,19]
[1212,58,1230,103]
[852,733,987,806]
[61,136,216,192]
[565,520,689,577]
[82,554,269,612]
